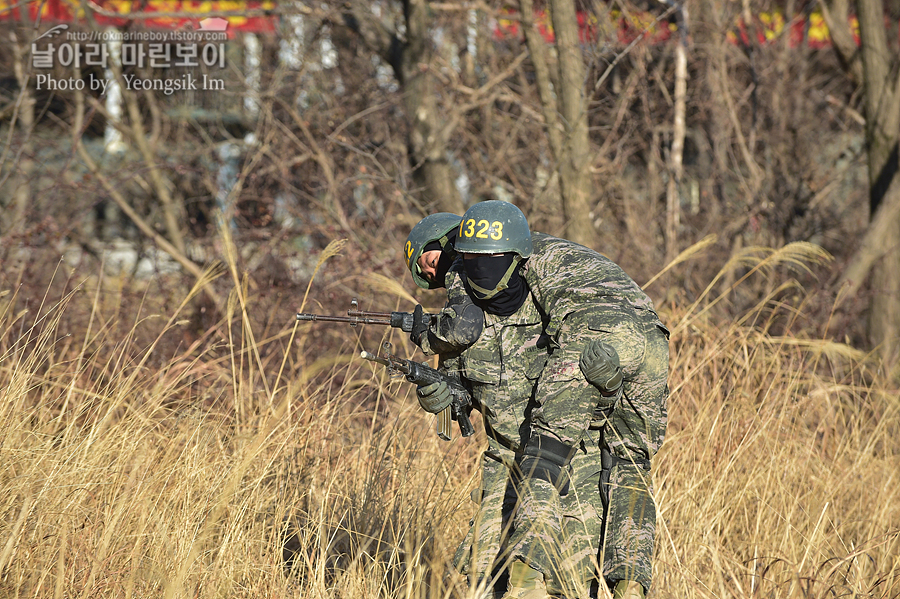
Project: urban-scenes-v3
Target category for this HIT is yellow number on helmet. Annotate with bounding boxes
[490,221,503,240]
[405,241,414,266]
[475,220,490,238]
[463,219,476,238]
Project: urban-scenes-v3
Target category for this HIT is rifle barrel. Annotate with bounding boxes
[297,313,392,325]
[361,351,413,375]
[360,349,474,441]
[360,350,391,367]
[348,308,393,318]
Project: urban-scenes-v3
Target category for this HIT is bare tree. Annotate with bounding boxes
[519,0,594,247]
[340,0,465,215]
[2,23,36,238]
[827,0,900,365]
[666,2,689,262]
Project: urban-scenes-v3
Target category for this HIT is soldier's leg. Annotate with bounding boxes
[507,310,610,597]
[505,474,564,587]
[557,436,605,595]
[455,439,518,595]
[600,319,668,592]
[524,308,667,595]
[507,431,604,598]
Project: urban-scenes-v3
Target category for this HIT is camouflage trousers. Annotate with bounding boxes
[599,316,668,590]
[453,435,606,598]
[510,308,669,593]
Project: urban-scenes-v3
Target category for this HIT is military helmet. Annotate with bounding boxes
[404,213,462,289]
[455,200,532,258]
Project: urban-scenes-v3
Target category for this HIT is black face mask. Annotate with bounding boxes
[434,248,456,287]
[462,253,529,316]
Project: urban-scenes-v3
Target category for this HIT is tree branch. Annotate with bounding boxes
[74,139,222,305]
[837,183,900,299]
[341,2,403,79]
[819,0,862,82]
[107,55,186,255]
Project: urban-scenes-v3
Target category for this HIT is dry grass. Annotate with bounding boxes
[652,243,900,599]
[0,240,898,599]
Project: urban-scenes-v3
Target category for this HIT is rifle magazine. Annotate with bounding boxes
[436,406,453,441]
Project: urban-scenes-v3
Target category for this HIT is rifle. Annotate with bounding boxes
[296,298,433,333]
[361,343,475,441]
[296,300,472,440]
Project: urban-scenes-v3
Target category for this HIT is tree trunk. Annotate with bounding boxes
[519,0,594,247]
[519,0,564,229]
[401,0,464,214]
[868,189,900,365]
[343,0,463,215]
[548,0,594,248]
[820,0,863,82]
[666,38,688,263]
[841,0,900,365]
[519,0,563,161]
[8,27,34,238]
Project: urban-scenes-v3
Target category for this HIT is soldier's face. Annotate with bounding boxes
[417,250,442,284]
[461,253,515,297]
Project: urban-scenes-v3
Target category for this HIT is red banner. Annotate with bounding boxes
[0,1,277,35]
[493,8,674,46]
[493,8,893,49]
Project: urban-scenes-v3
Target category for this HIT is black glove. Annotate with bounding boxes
[580,339,624,395]
[416,381,453,413]
[409,304,429,346]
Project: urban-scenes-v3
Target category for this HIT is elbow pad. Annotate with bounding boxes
[438,295,484,346]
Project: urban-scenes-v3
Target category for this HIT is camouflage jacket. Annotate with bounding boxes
[423,233,665,447]
[522,233,662,336]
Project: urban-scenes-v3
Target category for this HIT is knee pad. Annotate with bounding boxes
[600,448,651,510]
[517,434,577,495]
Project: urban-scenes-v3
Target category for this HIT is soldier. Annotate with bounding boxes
[404,212,462,292]
[405,214,530,598]
[402,213,483,354]
[406,213,603,599]
[416,201,669,599]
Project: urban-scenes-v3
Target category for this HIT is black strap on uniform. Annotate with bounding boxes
[601,447,651,471]
[598,424,652,510]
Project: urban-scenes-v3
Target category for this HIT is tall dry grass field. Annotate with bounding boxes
[1,241,898,599]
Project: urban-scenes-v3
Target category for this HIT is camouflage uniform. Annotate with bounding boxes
[441,233,668,596]
[421,263,556,594]
[442,288,603,596]
[525,235,669,593]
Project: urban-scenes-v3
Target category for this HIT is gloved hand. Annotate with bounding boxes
[580,339,624,394]
[416,381,453,413]
[409,304,429,346]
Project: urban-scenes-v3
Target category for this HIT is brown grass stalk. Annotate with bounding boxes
[0,246,897,599]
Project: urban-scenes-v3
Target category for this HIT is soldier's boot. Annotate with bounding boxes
[611,580,645,599]
[500,561,552,599]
